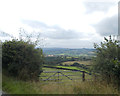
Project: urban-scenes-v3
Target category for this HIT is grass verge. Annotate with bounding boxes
[2,74,119,94]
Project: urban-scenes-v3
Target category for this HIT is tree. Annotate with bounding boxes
[71,62,80,66]
[93,36,120,87]
[2,39,44,81]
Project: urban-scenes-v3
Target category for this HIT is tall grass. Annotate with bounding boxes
[73,81,119,94]
[2,75,39,94]
[2,75,119,94]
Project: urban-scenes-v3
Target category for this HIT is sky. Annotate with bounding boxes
[0,0,119,48]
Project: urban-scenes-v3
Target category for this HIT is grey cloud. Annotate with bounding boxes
[84,2,116,14]
[94,15,118,36]
[45,38,94,48]
[23,20,48,29]
[22,20,84,39]
[44,27,80,39]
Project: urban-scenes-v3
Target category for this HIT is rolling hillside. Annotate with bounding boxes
[43,48,96,56]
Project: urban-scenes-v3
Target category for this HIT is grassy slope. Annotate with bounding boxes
[48,65,91,74]
[2,68,119,94]
[2,75,39,94]
[44,60,92,74]
[41,67,92,82]
[43,48,95,56]
[0,73,1,92]
[62,61,91,66]
[45,60,91,69]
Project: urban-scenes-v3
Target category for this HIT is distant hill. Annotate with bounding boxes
[43,48,96,56]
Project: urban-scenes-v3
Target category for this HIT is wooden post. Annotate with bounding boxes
[82,71,85,82]
[94,74,96,82]
[58,72,59,81]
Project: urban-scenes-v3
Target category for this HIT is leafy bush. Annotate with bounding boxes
[71,62,80,66]
[2,39,44,81]
[93,36,120,87]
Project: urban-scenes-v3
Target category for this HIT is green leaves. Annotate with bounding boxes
[93,35,120,86]
[2,39,44,81]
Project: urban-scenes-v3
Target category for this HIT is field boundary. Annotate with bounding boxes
[40,70,92,82]
[43,65,92,75]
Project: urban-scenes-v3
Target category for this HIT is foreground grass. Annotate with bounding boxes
[0,73,2,91]
[2,75,119,94]
[2,75,39,94]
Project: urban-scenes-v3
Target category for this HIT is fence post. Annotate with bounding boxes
[82,71,85,82]
[94,74,97,82]
[58,72,59,81]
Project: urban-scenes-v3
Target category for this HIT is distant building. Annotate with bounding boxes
[47,55,54,57]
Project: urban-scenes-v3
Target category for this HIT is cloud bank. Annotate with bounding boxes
[22,20,88,40]
[94,14,118,36]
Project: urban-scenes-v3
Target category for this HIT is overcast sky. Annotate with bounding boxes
[0,0,119,48]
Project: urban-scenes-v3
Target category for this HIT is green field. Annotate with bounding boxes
[62,60,92,66]
[40,67,92,83]
[55,66,89,72]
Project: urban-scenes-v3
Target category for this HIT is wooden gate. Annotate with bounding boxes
[40,70,92,83]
